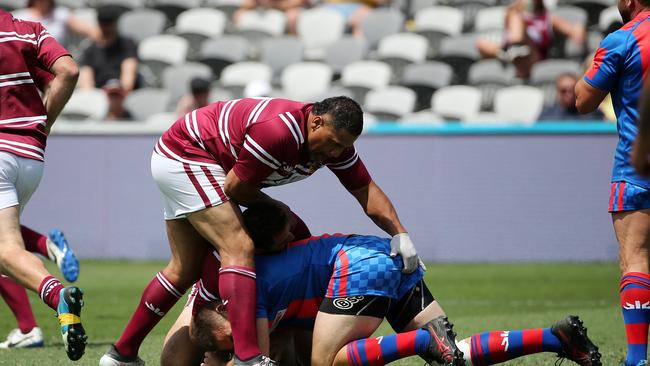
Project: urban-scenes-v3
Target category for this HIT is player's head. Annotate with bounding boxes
[190,302,234,355]
[618,0,650,22]
[307,96,363,164]
[242,202,294,253]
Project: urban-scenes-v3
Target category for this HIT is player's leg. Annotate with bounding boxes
[0,154,86,360]
[613,204,650,366]
[187,202,262,364]
[161,294,204,366]
[0,275,43,349]
[103,218,208,364]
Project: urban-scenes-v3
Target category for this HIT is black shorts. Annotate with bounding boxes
[386,279,435,332]
[319,295,391,318]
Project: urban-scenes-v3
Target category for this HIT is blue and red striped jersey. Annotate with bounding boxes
[584,11,650,188]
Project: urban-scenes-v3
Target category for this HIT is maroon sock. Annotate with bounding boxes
[114,272,183,358]
[38,276,63,311]
[219,266,260,361]
[0,276,37,333]
[21,226,49,258]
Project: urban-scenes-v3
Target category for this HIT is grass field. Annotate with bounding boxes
[0,261,622,365]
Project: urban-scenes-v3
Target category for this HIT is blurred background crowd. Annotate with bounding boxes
[1,0,620,127]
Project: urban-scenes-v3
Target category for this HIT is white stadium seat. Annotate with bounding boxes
[431,85,482,121]
[494,86,544,124]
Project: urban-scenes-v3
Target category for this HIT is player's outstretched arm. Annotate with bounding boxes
[44,55,79,132]
[350,180,422,273]
[633,80,650,176]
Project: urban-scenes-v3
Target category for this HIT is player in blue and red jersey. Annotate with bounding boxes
[576,1,650,365]
[162,203,601,366]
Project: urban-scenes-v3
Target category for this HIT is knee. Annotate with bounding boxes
[218,233,255,267]
[163,261,200,290]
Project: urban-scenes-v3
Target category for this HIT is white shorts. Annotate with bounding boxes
[0,151,44,214]
[151,153,229,220]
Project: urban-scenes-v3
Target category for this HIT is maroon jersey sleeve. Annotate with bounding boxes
[326,146,372,191]
[233,119,296,186]
[35,23,71,69]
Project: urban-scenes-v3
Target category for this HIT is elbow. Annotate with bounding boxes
[61,62,80,84]
[223,180,236,199]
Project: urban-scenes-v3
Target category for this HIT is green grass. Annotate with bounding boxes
[0,261,622,365]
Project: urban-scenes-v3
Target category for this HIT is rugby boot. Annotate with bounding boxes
[551,315,602,366]
[47,229,80,282]
[0,327,44,348]
[421,316,465,366]
[618,361,648,366]
[99,344,145,366]
[57,286,87,361]
[233,355,276,366]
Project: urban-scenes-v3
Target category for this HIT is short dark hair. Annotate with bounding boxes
[242,202,290,250]
[190,78,210,95]
[312,96,364,136]
[96,5,122,25]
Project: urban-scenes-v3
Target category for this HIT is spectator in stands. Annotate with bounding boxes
[103,79,133,121]
[320,0,384,38]
[12,0,99,45]
[78,6,138,93]
[234,0,307,35]
[175,78,212,117]
[476,0,585,79]
[538,73,603,121]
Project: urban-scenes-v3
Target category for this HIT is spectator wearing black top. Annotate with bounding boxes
[538,73,604,121]
[78,6,138,93]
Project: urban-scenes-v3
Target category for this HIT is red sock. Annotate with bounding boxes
[21,226,49,258]
[219,266,260,361]
[0,276,37,333]
[114,272,183,358]
[620,272,650,365]
[38,276,63,310]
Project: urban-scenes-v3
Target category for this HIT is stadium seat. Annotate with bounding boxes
[401,61,453,111]
[554,5,588,26]
[413,6,463,57]
[60,89,108,121]
[175,8,227,60]
[376,33,428,80]
[145,112,177,128]
[599,6,622,33]
[150,0,201,24]
[450,0,498,32]
[199,36,250,78]
[209,88,235,103]
[324,37,367,75]
[281,62,333,101]
[364,86,417,120]
[162,63,214,107]
[468,59,513,111]
[1,0,26,11]
[340,60,392,103]
[72,7,97,26]
[235,9,287,42]
[220,62,273,98]
[94,0,145,13]
[360,8,405,48]
[297,8,345,60]
[398,111,445,124]
[568,0,613,27]
[475,6,506,32]
[530,59,581,105]
[124,88,171,121]
[260,37,304,78]
[118,9,167,44]
[202,0,243,18]
[494,86,544,124]
[437,34,480,84]
[56,0,88,9]
[313,86,355,101]
[138,35,189,87]
[431,85,482,121]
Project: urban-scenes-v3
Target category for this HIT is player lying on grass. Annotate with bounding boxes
[162,202,602,366]
[0,227,79,349]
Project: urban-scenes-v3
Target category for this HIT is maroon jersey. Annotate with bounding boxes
[155,98,371,190]
[0,10,70,161]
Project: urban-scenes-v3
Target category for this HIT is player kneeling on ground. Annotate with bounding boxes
[163,203,602,366]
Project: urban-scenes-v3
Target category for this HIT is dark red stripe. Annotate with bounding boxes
[183,163,210,207]
[201,166,227,202]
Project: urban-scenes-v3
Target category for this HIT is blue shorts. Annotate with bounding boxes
[609,181,650,212]
[325,236,424,300]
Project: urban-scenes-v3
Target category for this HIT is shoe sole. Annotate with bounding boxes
[50,230,79,282]
[552,315,602,366]
[61,287,87,361]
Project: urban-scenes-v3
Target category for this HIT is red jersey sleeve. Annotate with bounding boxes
[233,119,295,186]
[35,23,71,69]
[326,146,372,191]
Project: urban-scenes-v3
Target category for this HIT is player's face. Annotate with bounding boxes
[307,115,358,164]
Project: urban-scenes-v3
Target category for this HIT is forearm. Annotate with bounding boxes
[44,56,79,130]
[120,58,138,93]
[352,181,407,236]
